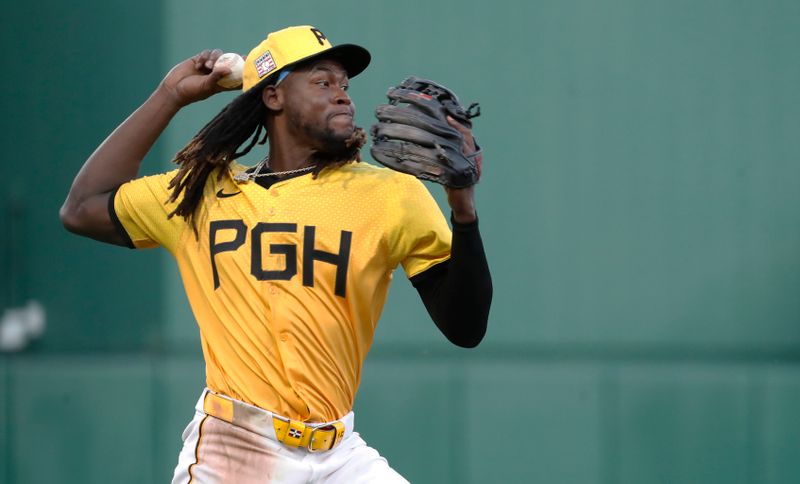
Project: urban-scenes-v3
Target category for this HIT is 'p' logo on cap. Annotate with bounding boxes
[310,28,327,45]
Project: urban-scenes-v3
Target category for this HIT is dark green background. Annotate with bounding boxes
[2,0,800,482]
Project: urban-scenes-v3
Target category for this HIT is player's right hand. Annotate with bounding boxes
[158,49,238,107]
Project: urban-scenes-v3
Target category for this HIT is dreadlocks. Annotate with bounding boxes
[166,84,266,228]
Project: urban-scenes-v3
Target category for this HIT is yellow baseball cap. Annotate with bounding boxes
[242,25,371,92]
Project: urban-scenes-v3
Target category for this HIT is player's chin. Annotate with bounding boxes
[329,112,355,129]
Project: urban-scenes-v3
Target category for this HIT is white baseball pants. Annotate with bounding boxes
[170,390,409,483]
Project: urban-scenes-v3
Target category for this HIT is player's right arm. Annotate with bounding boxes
[60,50,235,245]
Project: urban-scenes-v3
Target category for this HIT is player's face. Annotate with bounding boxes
[283,59,355,155]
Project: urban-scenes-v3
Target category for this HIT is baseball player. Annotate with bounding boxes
[61,25,492,483]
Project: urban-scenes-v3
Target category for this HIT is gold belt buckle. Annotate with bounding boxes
[307,424,340,452]
[307,425,325,452]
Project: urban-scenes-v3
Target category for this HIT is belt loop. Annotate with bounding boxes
[283,420,307,447]
[203,390,235,423]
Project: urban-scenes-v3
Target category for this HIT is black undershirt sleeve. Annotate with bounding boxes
[108,187,135,249]
[409,215,492,348]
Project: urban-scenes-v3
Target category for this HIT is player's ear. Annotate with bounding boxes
[262,85,283,112]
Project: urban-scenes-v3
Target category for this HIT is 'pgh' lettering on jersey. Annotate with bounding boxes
[113,162,451,422]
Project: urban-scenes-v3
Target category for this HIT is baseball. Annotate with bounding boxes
[215,53,245,88]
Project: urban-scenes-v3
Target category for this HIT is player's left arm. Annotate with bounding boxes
[443,116,481,224]
[411,216,492,348]
[412,117,492,348]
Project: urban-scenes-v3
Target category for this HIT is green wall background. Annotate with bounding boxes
[2,0,800,482]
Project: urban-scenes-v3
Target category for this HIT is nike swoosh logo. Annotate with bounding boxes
[216,189,242,198]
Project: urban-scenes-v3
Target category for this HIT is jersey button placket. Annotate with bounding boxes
[269,286,290,356]
[266,283,282,346]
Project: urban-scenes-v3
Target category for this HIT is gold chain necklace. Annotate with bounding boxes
[233,155,315,183]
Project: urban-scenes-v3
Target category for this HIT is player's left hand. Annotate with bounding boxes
[445,116,481,224]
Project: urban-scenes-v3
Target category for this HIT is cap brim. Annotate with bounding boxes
[323,44,371,78]
[281,43,371,79]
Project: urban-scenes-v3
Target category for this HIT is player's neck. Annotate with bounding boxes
[266,141,316,172]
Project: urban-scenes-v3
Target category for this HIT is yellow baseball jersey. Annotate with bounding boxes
[114,162,451,422]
